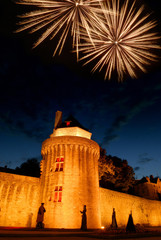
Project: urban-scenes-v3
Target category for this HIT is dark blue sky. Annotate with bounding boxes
[0,0,161,179]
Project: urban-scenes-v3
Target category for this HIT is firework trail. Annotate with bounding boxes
[16,0,103,58]
[78,0,160,80]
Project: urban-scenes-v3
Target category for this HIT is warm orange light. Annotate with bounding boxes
[50,127,92,139]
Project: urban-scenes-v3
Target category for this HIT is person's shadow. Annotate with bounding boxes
[27,213,33,228]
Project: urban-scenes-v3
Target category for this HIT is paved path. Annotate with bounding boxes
[1,236,161,240]
[1,228,161,239]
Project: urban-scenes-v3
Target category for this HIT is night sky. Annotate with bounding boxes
[1,0,161,180]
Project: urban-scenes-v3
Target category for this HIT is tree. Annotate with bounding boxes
[15,158,40,177]
[99,148,115,189]
[99,148,135,193]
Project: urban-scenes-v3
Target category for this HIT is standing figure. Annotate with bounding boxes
[36,203,46,229]
[111,208,118,229]
[80,205,87,231]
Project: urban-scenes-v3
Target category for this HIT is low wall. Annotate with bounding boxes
[0,172,40,227]
[100,187,161,228]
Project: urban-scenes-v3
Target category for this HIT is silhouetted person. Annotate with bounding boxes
[36,203,46,229]
[80,205,87,231]
[111,208,118,229]
[126,211,136,233]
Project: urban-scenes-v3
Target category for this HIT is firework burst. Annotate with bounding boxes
[16,0,103,58]
[79,0,161,80]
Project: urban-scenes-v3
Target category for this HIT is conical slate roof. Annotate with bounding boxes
[57,115,89,131]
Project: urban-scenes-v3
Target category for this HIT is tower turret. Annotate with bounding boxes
[40,111,101,228]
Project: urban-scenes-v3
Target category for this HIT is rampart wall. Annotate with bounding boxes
[1,172,161,228]
[134,181,161,200]
[100,187,161,228]
[0,172,40,227]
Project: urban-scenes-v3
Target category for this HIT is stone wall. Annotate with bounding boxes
[100,187,161,228]
[0,172,40,227]
[134,179,161,200]
[1,172,161,228]
[41,136,101,229]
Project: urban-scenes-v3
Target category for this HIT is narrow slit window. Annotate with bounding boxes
[54,191,58,202]
[58,191,62,202]
[66,121,71,126]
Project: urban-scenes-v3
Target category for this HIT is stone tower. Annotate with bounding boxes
[40,111,101,229]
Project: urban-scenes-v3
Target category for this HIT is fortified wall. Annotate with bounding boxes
[100,188,161,227]
[134,176,161,200]
[0,172,40,227]
[0,111,161,229]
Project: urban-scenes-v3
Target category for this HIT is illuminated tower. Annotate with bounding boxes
[40,111,101,229]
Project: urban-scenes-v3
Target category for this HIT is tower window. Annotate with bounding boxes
[55,157,64,172]
[66,121,71,126]
[54,186,63,202]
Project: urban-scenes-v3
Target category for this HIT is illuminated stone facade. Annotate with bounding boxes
[40,136,100,228]
[40,111,101,228]
[0,172,40,227]
[0,111,161,228]
[100,188,161,227]
[134,176,161,200]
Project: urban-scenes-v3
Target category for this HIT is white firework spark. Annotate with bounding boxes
[16,0,103,58]
[78,0,161,80]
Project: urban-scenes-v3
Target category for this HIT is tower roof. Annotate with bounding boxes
[51,112,92,139]
[57,115,88,131]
